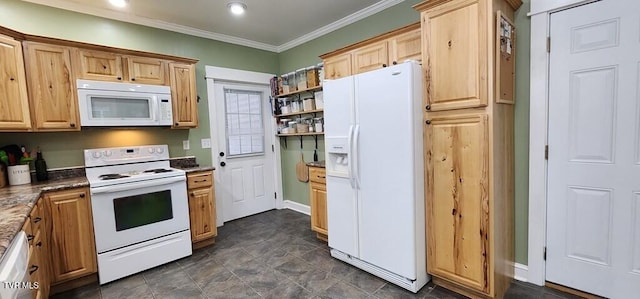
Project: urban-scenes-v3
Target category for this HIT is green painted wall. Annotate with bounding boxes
[514,0,531,266]
[0,0,278,168]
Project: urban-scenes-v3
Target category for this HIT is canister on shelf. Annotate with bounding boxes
[281,74,289,93]
[280,98,291,114]
[288,121,298,133]
[306,66,319,88]
[303,97,315,111]
[314,91,323,109]
[291,98,302,112]
[296,68,307,90]
[314,117,323,132]
[286,72,297,92]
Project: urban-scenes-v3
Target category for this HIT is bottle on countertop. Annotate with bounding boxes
[35,147,48,181]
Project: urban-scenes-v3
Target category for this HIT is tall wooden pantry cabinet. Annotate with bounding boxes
[414,0,521,298]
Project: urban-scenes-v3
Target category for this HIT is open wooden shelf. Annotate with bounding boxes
[277,132,324,137]
[275,109,323,118]
[276,85,322,98]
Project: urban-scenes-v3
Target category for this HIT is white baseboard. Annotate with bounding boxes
[514,263,529,282]
[282,200,310,215]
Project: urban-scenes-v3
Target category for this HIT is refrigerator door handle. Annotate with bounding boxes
[353,124,361,189]
[348,124,355,188]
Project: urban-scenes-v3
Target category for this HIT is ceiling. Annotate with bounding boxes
[21,0,405,52]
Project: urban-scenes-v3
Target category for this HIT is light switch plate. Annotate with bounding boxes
[182,140,190,150]
[201,138,211,149]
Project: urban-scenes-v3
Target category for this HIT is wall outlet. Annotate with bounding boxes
[201,138,211,149]
[182,140,190,150]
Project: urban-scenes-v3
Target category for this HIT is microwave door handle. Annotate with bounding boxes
[91,176,186,194]
[151,97,158,122]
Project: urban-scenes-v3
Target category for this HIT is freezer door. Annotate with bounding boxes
[323,76,354,138]
[354,62,424,279]
[327,176,359,257]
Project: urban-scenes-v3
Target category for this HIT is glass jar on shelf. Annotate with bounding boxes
[281,74,290,94]
[296,68,307,90]
[291,98,302,113]
[280,98,291,114]
[306,66,318,88]
[314,117,323,132]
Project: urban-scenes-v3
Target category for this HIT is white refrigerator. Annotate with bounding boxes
[323,61,428,292]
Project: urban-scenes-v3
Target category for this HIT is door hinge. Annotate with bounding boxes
[274,192,277,199]
[546,37,551,53]
[272,144,275,152]
[543,246,547,261]
[545,145,549,160]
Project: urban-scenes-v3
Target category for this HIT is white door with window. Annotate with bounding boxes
[213,82,276,221]
[547,1,640,297]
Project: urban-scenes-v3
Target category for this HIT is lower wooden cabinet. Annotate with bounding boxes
[44,187,97,284]
[187,171,217,247]
[22,199,51,299]
[308,166,327,241]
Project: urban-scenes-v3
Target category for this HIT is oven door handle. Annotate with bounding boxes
[91,176,186,194]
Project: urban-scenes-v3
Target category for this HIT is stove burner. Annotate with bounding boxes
[99,174,130,180]
[143,168,174,174]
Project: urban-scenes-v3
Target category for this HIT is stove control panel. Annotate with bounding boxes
[84,145,170,167]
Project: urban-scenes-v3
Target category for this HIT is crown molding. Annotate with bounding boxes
[277,0,405,52]
[21,0,279,52]
[21,0,406,53]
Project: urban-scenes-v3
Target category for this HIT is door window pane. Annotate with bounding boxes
[225,89,264,156]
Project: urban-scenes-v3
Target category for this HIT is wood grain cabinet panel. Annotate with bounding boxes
[126,56,167,85]
[352,42,389,74]
[422,0,488,111]
[309,167,327,241]
[187,171,217,245]
[24,42,80,131]
[45,188,97,283]
[75,49,124,82]
[0,34,31,131]
[426,113,489,292]
[323,54,352,80]
[389,29,422,64]
[170,63,198,128]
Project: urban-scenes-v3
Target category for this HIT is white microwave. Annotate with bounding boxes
[77,79,173,127]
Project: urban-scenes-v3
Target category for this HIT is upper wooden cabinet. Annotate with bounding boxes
[389,28,422,65]
[23,42,80,131]
[321,23,421,80]
[75,49,168,85]
[323,53,352,80]
[421,0,488,111]
[352,42,389,74]
[170,63,198,128]
[0,34,31,131]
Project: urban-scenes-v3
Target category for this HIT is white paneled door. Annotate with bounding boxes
[547,1,640,297]
[214,83,276,221]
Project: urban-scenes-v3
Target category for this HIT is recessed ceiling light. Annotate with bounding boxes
[228,2,247,16]
[109,0,128,8]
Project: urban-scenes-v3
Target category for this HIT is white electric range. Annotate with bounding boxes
[84,144,192,284]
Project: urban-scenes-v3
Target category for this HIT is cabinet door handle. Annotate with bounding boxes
[382,64,387,67]
[131,78,136,81]
[29,265,39,275]
[79,193,86,198]
[70,123,76,128]
[318,176,326,179]
[425,105,431,111]
[36,241,42,247]
[27,234,34,241]
[393,61,398,65]
[426,120,432,125]
[190,192,195,197]
[33,217,42,223]
[194,179,207,183]
[117,77,122,80]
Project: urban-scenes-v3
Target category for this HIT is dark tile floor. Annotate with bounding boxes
[52,209,581,299]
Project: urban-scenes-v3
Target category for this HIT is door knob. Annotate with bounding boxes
[219,152,225,157]
[220,161,226,167]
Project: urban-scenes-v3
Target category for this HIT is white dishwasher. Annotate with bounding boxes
[0,231,31,299]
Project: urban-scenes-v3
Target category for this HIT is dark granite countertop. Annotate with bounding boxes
[0,177,89,259]
[306,160,326,168]
[179,166,216,173]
